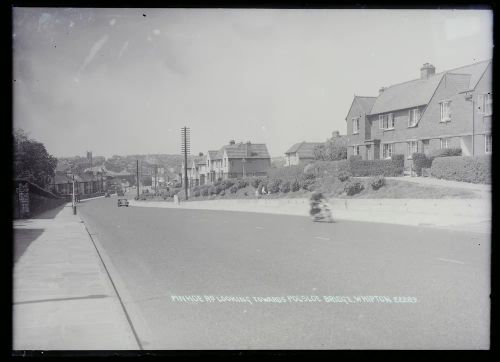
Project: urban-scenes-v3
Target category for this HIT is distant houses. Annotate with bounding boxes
[182,140,271,187]
[284,142,324,166]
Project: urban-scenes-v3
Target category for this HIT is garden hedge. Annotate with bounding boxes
[347,154,404,177]
[430,155,491,184]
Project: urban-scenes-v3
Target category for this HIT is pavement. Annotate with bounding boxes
[13,203,139,350]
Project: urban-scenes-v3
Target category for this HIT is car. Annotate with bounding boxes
[117,198,129,207]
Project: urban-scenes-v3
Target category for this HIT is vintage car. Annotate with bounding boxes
[117,198,129,207]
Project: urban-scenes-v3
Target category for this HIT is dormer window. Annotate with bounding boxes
[408,108,420,127]
[440,100,451,122]
[379,113,394,130]
[352,118,360,134]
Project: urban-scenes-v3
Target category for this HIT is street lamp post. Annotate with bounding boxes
[464,91,475,156]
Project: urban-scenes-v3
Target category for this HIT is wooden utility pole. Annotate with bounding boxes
[136,159,140,198]
[181,127,190,200]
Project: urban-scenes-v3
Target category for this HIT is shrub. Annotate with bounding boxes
[299,176,316,191]
[193,189,201,197]
[236,179,248,189]
[208,185,217,195]
[337,170,351,182]
[220,190,225,196]
[290,179,301,192]
[230,185,238,193]
[250,176,265,189]
[221,179,235,190]
[279,181,291,193]
[370,175,386,190]
[412,153,433,176]
[430,155,491,184]
[268,178,282,193]
[200,186,209,196]
[344,180,364,196]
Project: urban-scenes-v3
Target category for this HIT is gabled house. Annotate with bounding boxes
[205,150,219,183]
[284,141,325,166]
[216,140,271,180]
[346,60,492,166]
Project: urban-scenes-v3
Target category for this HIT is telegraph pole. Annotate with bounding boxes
[181,127,190,200]
[136,159,140,199]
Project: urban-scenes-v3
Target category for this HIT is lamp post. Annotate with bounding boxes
[464,91,475,156]
[241,158,246,178]
[67,170,76,215]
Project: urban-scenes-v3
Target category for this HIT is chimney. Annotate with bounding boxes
[246,141,252,157]
[379,87,386,95]
[420,63,435,79]
[331,130,340,138]
[198,152,203,156]
[229,140,235,145]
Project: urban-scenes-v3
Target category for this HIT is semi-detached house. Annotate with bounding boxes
[346,60,492,167]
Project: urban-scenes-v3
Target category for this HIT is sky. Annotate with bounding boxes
[13,8,493,158]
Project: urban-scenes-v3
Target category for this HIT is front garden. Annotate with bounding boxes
[136,152,485,202]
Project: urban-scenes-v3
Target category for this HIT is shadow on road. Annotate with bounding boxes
[13,228,44,263]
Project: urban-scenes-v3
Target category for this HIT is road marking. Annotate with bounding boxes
[314,236,330,240]
[255,226,264,229]
[436,257,466,265]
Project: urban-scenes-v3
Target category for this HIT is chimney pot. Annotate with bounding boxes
[229,140,235,145]
[420,63,436,79]
[379,87,386,95]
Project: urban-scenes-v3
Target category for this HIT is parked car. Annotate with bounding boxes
[117,198,129,207]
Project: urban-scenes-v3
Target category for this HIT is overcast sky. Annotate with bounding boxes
[13,8,492,158]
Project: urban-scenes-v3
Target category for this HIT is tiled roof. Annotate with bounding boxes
[370,59,491,115]
[207,150,218,159]
[355,96,377,114]
[221,142,271,159]
[194,156,206,165]
[285,142,324,158]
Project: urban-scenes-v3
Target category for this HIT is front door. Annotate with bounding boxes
[365,145,372,160]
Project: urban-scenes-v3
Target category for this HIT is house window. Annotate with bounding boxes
[440,100,451,122]
[379,113,394,130]
[382,143,394,159]
[408,108,420,127]
[353,146,360,156]
[485,134,492,154]
[407,140,418,159]
[352,118,360,134]
[440,138,451,149]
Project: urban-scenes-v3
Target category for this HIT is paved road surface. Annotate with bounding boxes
[78,195,490,349]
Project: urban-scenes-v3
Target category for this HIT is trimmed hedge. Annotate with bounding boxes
[304,160,349,177]
[347,154,404,177]
[430,155,491,184]
[429,147,462,158]
[412,153,433,176]
[267,165,304,182]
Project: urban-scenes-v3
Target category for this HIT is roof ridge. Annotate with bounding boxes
[382,59,491,90]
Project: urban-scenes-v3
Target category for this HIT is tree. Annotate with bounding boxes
[313,134,348,161]
[14,129,58,189]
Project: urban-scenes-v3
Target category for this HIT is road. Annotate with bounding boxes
[77,194,490,349]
